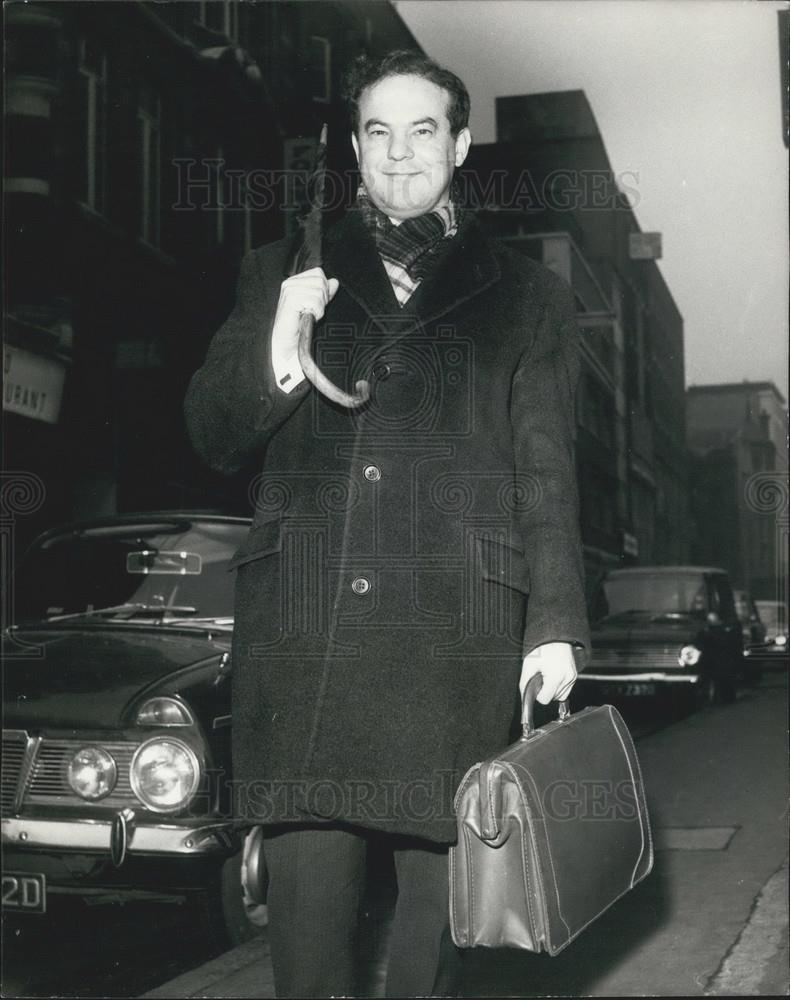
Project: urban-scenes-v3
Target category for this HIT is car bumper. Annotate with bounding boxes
[744,646,789,666]
[2,815,237,855]
[578,672,700,683]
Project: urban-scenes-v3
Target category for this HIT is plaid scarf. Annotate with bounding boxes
[356,187,460,305]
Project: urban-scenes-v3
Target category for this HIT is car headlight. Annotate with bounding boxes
[678,644,702,666]
[130,738,200,814]
[775,634,787,647]
[136,697,194,727]
[67,747,117,800]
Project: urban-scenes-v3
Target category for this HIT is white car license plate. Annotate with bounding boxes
[2,872,46,913]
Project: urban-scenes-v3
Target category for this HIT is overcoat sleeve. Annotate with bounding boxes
[183,249,309,475]
[511,277,591,662]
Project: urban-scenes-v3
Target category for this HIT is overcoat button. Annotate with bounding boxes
[372,361,392,381]
[363,465,382,482]
[351,577,371,595]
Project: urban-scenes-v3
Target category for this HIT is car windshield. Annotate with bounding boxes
[594,572,708,623]
[13,520,249,625]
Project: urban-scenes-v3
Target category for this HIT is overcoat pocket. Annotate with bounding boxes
[474,535,531,594]
[227,517,282,571]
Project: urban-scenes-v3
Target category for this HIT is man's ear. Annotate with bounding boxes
[351,132,360,164]
[454,127,471,168]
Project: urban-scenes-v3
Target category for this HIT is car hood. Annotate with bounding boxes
[2,627,225,730]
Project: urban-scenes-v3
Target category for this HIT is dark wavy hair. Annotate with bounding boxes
[342,50,470,137]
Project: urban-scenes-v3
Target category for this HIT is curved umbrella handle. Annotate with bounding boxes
[296,311,370,408]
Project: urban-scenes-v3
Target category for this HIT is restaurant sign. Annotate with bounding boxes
[3,346,66,424]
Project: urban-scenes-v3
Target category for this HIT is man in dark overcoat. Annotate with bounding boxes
[185,50,590,999]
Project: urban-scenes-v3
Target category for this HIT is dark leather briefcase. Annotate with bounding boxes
[450,674,653,955]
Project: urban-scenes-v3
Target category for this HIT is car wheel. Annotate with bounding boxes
[198,826,269,951]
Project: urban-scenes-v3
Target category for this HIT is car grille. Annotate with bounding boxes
[26,740,139,808]
[1,730,38,817]
[589,644,681,672]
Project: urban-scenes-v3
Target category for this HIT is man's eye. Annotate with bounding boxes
[415,128,434,137]
[368,129,388,137]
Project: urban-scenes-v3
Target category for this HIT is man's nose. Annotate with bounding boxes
[387,133,414,161]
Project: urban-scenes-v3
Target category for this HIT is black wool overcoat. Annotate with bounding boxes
[184,209,590,844]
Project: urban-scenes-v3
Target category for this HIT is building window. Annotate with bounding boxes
[137,84,161,246]
[77,37,107,213]
[307,36,331,103]
[198,0,238,41]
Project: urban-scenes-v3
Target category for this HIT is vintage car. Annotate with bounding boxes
[748,599,790,669]
[578,565,744,709]
[1,512,267,947]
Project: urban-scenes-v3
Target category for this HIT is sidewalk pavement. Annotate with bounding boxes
[143,680,789,998]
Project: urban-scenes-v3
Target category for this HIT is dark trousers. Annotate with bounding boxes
[262,823,462,998]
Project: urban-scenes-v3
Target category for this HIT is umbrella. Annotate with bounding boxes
[285,124,370,408]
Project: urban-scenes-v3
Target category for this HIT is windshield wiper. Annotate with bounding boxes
[163,615,234,627]
[46,603,199,622]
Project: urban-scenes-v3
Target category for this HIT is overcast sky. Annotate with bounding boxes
[395,0,789,400]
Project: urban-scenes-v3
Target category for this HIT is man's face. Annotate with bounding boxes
[351,73,471,221]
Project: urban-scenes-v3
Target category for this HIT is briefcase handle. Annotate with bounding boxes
[476,675,573,841]
[521,672,571,739]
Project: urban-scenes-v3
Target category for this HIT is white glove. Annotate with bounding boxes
[271,267,339,392]
[519,642,578,706]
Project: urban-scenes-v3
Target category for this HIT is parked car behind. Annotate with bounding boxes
[1,513,266,948]
[580,565,744,709]
[754,600,788,646]
[750,600,790,669]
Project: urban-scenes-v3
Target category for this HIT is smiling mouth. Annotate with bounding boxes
[383,172,422,177]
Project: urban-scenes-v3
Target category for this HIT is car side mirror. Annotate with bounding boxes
[707,611,721,626]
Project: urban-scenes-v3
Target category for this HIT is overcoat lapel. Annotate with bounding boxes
[323,209,501,350]
[323,211,402,327]
[402,213,501,329]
